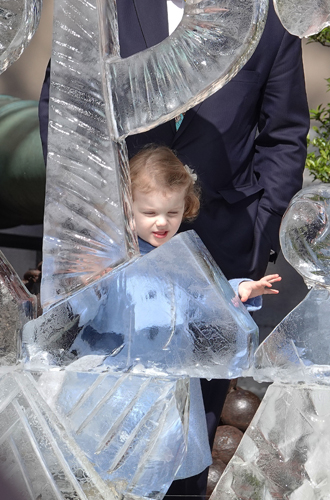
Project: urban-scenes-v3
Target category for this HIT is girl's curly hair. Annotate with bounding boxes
[129,144,200,221]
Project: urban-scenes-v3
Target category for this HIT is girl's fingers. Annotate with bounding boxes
[263,275,282,284]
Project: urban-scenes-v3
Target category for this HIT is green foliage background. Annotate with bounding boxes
[306,28,330,182]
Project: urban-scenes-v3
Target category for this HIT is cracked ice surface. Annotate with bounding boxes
[0,250,36,367]
[274,0,330,37]
[280,185,330,289]
[0,0,41,74]
[253,286,330,385]
[210,383,330,500]
[0,370,188,499]
[247,186,330,384]
[24,231,258,378]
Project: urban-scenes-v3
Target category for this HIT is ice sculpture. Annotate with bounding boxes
[23,231,258,378]
[0,250,36,367]
[0,369,189,500]
[0,0,41,73]
[254,185,330,384]
[280,185,330,288]
[0,250,191,499]
[107,0,268,138]
[210,185,330,499]
[273,0,330,37]
[210,383,330,499]
[42,0,268,309]
[0,0,269,497]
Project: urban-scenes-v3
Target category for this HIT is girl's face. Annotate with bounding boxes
[132,186,186,247]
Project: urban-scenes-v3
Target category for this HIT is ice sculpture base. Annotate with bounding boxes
[0,251,36,366]
[211,382,330,500]
[0,369,189,500]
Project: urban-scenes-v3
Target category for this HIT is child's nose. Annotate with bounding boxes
[156,215,167,227]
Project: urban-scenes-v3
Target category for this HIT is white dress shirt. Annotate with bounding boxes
[167,0,184,34]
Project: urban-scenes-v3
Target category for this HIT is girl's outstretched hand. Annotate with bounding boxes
[238,274,282,303]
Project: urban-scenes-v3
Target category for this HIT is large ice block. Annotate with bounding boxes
[0,251,36,367]
[37,371,189,499]
[248,185,330,383]
[215,183,330,499]
[0,370,189,499]
[0,0,41,74]
[24,231,258,378]
[253,286,330,385]
[274,0,330,37]
[210,383,330,500]
[0,371,120,499]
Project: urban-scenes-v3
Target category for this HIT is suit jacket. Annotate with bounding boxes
[39,0,309,280]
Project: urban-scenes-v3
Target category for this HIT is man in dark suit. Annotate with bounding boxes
[39,1,309,497]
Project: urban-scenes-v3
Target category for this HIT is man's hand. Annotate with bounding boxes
[238,274,282,303]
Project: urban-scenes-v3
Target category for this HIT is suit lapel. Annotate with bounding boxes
[133,0,169,48]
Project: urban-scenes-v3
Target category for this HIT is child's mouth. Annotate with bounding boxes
[153,231,168,239]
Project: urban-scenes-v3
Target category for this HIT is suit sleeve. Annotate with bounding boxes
[38,60,51,165]
[252,31,309,262]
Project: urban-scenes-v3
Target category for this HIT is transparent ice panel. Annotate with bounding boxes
[37,371,189,499]
[41,0,139,310]
[0,370,188,499]
[252,286,330,385]
[24,231,258,378]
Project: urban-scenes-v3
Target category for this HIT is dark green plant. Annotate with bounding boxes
[308,27,330,47]
[305,28,330,183]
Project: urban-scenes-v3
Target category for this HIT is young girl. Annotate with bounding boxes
[130,144,281,304]
[129,144,281,486]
